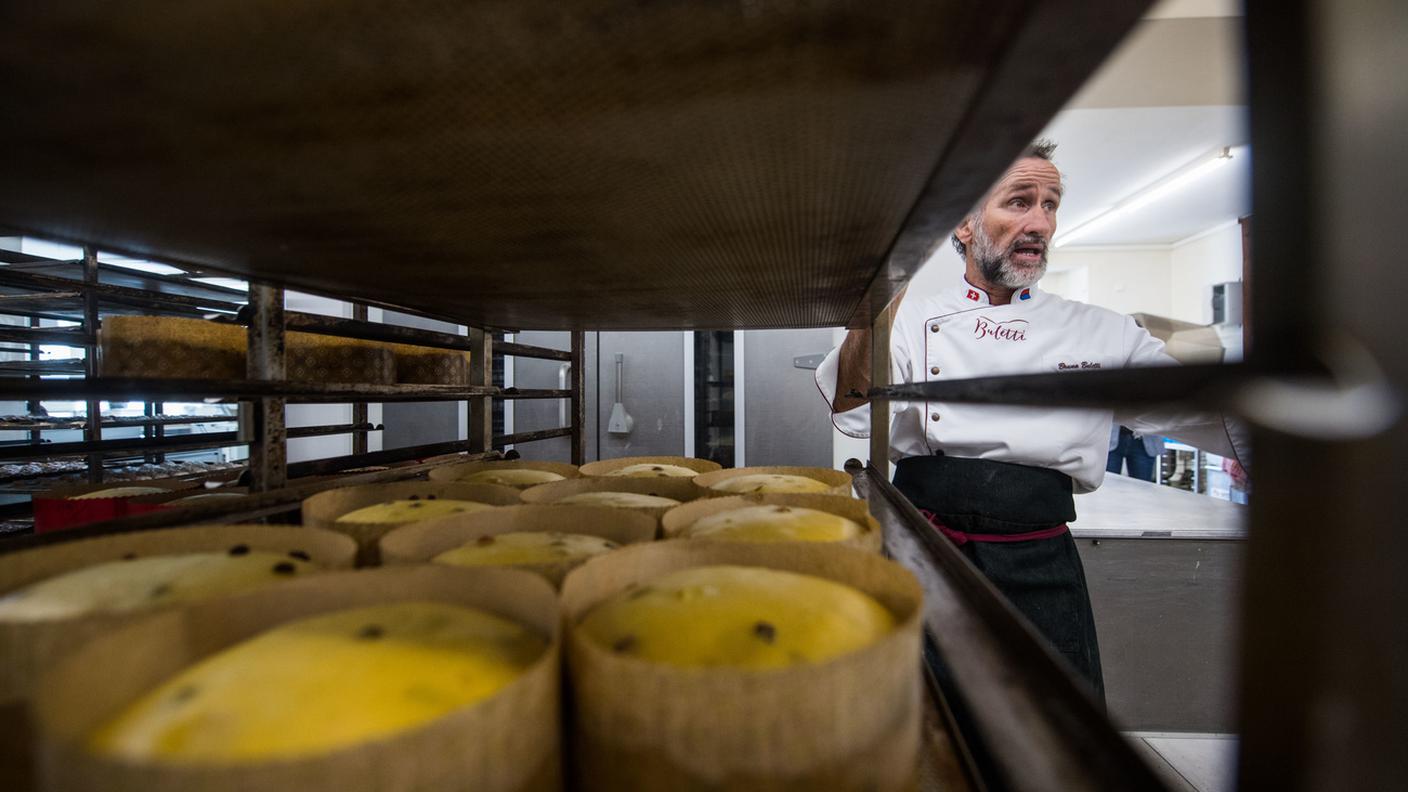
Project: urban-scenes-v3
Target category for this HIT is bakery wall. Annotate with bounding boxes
[1046,246,1177,317]
[741,329,833,468]
[590,331,687,461]
[1168,221,1243,324]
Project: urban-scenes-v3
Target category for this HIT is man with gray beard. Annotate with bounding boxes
[814,140,1246,700]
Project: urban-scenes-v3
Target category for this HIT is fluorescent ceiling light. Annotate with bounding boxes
[1054,146,1237,248]
[193,277,250,292]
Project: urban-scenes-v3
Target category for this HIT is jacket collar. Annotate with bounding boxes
[957,277,1037,306]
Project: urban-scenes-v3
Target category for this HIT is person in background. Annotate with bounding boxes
[1107,423,1165,482]
[815,139,1246,700]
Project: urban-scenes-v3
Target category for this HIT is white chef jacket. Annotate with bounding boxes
[815,279,1239,493]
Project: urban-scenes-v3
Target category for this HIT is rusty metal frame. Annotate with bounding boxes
[466,327,494,455]
[350,302,370,457]
[243,284,286,492]
[570,331,586,465]
[80,246,102,483]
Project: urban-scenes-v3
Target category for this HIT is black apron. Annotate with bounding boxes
[893,454,1105,701]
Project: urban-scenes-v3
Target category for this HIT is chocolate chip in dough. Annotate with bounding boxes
[271,562,297,575]
[408,495,421,501]
[476,535,495,546]
[357,624,385,640]
[612,635,637,654]
[426,494,437,500]
[628,586,652,600]
[228,544,250,556]
[753,621,777,644]
[121,552,138,561]
[604,541,620,549]
[149,583,173,598]
[651,466,664,471]
[774,506,792,513]
[172,685,199,703]
[288,550,311,562]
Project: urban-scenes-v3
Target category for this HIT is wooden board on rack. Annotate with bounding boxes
[0,1,1147,331]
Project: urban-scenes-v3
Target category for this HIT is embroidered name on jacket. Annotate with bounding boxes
[973,316,1029,342]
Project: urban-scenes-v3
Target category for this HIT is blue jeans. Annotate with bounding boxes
[1107,426,1157,482]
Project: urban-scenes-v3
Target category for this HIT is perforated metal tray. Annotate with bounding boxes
[0,1,1144,331]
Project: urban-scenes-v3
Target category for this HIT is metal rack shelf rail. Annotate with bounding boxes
[0,254,587,519]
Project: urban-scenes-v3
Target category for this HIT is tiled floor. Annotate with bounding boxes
[1126,732,1238,792]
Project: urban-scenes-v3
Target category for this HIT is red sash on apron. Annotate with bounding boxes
[918,508,1070,546]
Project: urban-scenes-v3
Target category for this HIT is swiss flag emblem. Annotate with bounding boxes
[965,289,981,302]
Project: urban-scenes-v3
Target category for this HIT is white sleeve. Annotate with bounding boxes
[1114,316,1250,466]
[814,346,870,438]
[813,309,914,440]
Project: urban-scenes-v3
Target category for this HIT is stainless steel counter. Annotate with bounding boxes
[1072,473,1246,540]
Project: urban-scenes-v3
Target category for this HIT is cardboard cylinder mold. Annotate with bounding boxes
[380,504,658,587]
[0,525,356,792]
[427,460,582,489]
[660,493,883,553]
[692,465,855,498]
[560,541,922,791]
[518,477,706,522]
[31,478,202,534]
[33,565,561,792]
[576,456,721,478]
[301,480,522,565]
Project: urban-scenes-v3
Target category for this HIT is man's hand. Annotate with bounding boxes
[832,287,906,413]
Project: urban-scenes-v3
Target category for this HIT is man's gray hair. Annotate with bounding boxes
[950,139,1058,257]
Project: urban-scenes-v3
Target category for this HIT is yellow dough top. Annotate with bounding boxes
[682,505,864,544]
[578,565,893,670]
[88,601,546,762]
[708,473,832,495]
[605,463,699,478]
[556,491,682,509]
[458,469,565,488]
[434,531,618,568]
[68,486,168,500]
[335,499,495,525]
[0,551,316,622]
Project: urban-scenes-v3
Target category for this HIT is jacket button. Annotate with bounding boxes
[930,323,940,333]
[930,366,941,375]
[930,412,941,422]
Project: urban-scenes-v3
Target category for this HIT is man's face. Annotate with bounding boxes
[959,157,1063,290]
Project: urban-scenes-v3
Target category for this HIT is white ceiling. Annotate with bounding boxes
[1043,106,1250,247]
[1033,1,1251,250]
[1144,0,1242,20]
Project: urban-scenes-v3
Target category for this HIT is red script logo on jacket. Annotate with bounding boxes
[973,316,1029,342]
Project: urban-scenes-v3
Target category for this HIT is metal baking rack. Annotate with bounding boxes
[2,1,1404,790]
[0,247,585,528]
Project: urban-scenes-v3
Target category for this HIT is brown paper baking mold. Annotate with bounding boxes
[576,455,722,477]
[660,492,883,553]
[692,465,856,497]
[0,525,356,792]
[519,476,707,523]
[380,504,658,587]
[427,460,582,487]
[560,540,922,791]
[33,565,561,792]
[301,480,523,565]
